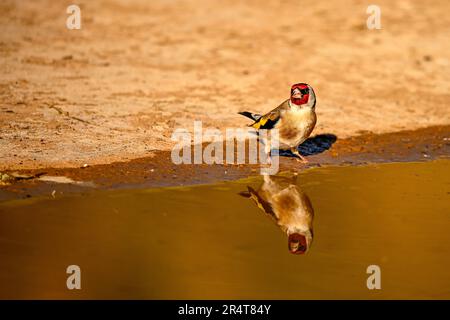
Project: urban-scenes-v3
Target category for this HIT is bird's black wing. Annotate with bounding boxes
[249,99,290,130]
[238,111,262,121]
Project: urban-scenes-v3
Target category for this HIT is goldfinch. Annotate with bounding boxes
[239,174,314,254]
[239,83,317,162]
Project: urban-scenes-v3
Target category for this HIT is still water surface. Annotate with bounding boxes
[0,160,449,299]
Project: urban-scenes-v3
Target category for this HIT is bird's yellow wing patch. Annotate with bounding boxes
[251,117,269,129]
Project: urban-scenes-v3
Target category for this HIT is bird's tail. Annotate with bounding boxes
[238,111,262,122]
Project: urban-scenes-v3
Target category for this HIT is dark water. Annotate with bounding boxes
[0,160,449,299]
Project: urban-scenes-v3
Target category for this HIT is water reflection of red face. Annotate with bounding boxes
[288,233,308,254]
[290,83,309,106]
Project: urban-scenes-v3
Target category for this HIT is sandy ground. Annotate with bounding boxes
[1,0,449,170]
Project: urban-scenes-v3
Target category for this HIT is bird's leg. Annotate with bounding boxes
[265,143,272,165]
[291,147,308,163]
[291,171,299,184]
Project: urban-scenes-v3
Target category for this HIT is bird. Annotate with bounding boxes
[238,83,317,162]
[239,174,314,254]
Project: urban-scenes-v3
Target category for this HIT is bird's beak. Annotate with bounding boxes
[292,92,302,99]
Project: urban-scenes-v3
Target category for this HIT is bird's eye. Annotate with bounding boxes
[300,89,309,95]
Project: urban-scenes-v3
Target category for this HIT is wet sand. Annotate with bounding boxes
[1,160,449,299]
[0,125,448,200]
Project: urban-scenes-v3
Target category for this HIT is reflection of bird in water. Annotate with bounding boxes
[239,174,314,254]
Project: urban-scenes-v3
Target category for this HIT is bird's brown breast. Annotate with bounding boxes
[276,107,316,148]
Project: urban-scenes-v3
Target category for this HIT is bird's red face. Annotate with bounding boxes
[290,83,310,106]
[288,233,308,254]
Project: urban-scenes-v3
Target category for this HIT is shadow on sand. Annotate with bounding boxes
[279,134,337,158]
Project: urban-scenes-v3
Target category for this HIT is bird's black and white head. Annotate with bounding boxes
[290,83,316,108]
